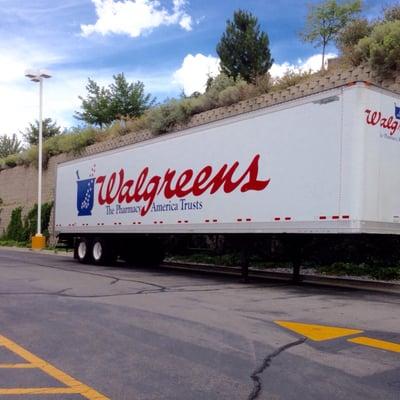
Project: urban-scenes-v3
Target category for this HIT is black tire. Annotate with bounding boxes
[91,238,117,265]
[76,238,92,264]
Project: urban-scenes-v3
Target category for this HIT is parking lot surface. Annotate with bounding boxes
[0,248,398,400]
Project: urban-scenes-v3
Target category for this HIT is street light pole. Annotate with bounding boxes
[37,77,43,236]
[25,69,52,250]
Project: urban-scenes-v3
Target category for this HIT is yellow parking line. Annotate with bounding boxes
[274,321,363,341]
[348,336,400,353]
[0,363,36,368]
[0,387,81,395]
[0,335,110,399]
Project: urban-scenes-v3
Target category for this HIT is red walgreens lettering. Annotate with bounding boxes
[96,154,270,216]
[365,109,399,135]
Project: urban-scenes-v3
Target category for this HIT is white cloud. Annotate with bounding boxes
[81,0,192,38]
[173,53,220,95]
[270,53,337,78]
[172,52,337,96]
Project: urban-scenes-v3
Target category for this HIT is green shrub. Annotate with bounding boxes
[5,207,25,242]
[317,262,400,281]
[217,85,243,107]
[147,99,195,134]
[272,69,313,91]
[337,19,372,64]
[23,202,53,240]
[204,73,238,104]
[2,203,53,244]
[356,20,400,77]
[3,153,19,168]
[0,239,27,247]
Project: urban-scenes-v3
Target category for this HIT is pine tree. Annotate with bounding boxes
[216,9,273,83]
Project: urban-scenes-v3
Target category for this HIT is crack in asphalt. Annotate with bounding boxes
[0,253,281,299]
[1,254,168,290]
[247,337,307,400]
[0,284,268,298]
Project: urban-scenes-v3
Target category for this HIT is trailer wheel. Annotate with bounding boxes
[76,238,92,264]
[92,239,116,265]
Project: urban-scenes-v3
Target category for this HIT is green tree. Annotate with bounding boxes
[23,202,53,240]
[336,18,372,64]
[75,75,154,127]
[110,73,155,120]
[300,0,362,70]
[216,9,273,83]
[356,20,400,77]
[75,79,113,128]
[0,134,22,157]
[22,118,61,146]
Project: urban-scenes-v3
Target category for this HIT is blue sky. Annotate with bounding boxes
[0,0,393,137]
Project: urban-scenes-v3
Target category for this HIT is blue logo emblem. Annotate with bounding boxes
[76,166,96,216]
[395,103,400,119]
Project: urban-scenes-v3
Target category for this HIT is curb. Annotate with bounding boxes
[163,261,400,295]
[0,246,73,257]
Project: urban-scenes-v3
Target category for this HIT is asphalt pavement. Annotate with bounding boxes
[0,248,398,400]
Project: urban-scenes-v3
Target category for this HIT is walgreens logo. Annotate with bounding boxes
[365,108,400,135]
[94,154,270,217]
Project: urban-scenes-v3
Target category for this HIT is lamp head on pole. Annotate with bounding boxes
[24,69,52,82]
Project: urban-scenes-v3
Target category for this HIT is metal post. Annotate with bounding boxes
[37,77,43,236]
[289,235,304,283]
[240,236,250,283]
[25,68,51,250]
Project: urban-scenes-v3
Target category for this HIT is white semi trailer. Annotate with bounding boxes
[55,82,400,267]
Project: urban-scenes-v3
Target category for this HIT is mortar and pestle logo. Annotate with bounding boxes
[76,165,96,216]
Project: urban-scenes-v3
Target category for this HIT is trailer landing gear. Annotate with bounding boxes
[287,235,305,284]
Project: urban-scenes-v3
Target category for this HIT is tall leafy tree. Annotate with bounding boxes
[75,75,155,127]
[0,134,22,157]
[300,0,362,70]
[110,73,155,120]
[22,118,61,146]
[75,79,113,128]
[216,9,273,83]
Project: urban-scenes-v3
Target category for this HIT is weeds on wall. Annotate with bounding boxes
[0,127,100,170]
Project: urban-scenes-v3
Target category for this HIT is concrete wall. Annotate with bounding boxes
[0,64,398,243]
